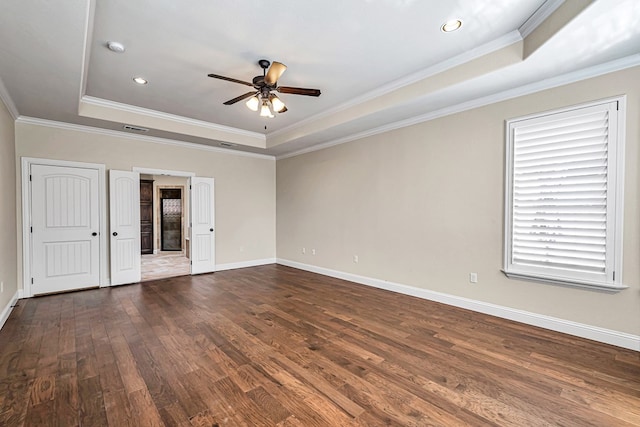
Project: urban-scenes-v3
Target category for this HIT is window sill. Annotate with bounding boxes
[501,270,628,292]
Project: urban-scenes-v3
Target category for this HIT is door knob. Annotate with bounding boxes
[112,232,118,236]
[92,232,98,236]
[210,228,214,232]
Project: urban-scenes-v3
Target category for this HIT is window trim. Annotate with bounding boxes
[503,96,627,291]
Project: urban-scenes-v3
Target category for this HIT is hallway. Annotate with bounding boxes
[141,252,190,282]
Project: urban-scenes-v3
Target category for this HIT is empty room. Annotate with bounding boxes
[0,0,639,425]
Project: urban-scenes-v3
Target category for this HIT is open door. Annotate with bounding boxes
[109,170,141,285]
[190,177,215,274]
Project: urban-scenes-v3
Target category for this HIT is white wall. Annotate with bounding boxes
[0,98,17,315]
[277,66,640,337]
[15,122,276,287]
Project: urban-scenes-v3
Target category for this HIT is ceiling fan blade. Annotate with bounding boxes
[208,73,254,87]
[264,61,287,86]
[223,91,257,105]
[277,86,321,97]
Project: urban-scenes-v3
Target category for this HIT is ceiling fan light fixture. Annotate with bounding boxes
[441,19,463,32]
[269,94,286,112]
[246,95,260,111]
[209,59,321,118]
[260,100,273,118]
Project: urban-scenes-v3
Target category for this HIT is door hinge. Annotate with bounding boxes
[29,174,32,181]
[190,261,192,265]
[613,271,616,281]
[30,226,33,233]
[31,278,34,284]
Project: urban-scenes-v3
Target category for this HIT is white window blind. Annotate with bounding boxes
[504,98,625,290]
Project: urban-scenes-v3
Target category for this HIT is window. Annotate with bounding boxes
[503,97,626,290]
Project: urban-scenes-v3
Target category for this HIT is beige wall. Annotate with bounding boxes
[0,99,17,310]
[277,66,640,336]
[15,123,276,287]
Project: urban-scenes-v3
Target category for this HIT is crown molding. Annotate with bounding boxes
[0,76,19,120]
[268,30,524,140]
[80,96,265,141]
[277,54,640,160]
[519,0,565,38]
[15,116,275,160]
[77,0,95,106]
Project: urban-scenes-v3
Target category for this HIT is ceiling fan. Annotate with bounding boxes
[208,59,321,118]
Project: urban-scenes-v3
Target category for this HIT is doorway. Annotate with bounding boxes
[140,174,191,281]
[111,167,215,285]
[160,188,182,251]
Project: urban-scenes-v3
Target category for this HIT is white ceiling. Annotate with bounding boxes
[1,0,639,157]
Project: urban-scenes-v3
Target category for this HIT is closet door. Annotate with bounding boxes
[31,164,100,294]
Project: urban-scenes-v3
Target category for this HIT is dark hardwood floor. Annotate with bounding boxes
[0,264,639,426]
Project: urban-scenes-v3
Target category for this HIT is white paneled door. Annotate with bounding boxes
[109,170,141,285]
[31,164,100,294]
[190,177,215,274]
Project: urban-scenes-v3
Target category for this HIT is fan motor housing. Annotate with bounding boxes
[252,76,266,87]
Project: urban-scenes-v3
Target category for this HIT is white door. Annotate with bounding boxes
[109,170,141,285]
[31,164,100,294]
[190,177,215,274]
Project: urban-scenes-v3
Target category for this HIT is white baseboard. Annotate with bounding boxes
[0,290,20,332]
[276,259,640,352]
[216,258,276,272]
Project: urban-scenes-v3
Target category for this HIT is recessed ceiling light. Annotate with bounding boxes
[133,77,148,85]
[107,41,125,53]
[441,19,463,33]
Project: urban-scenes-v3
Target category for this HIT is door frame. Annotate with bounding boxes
[21,157,108,297]
[133,167,216,276]
[158,186,186,252]
[133,167,197,275]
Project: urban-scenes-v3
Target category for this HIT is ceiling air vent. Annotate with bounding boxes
[220,142,236,147]
[123,124,149,132]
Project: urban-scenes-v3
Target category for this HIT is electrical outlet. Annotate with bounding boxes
[353,255,359,263]
[469,273,478,283]
[0,281,3,293]
[312,249,316,255]
[239,246,244,252]
[302,247,306,254]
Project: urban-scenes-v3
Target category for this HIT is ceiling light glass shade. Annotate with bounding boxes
[441,19,462,32]
[260,101,272,117]
[245,95,260,111]
[270,94,286,112]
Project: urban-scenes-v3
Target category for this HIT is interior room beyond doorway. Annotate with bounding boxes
[140,173,190,281]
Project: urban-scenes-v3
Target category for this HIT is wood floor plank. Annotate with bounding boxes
[77,375,109,427]
[0,264,638,426]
